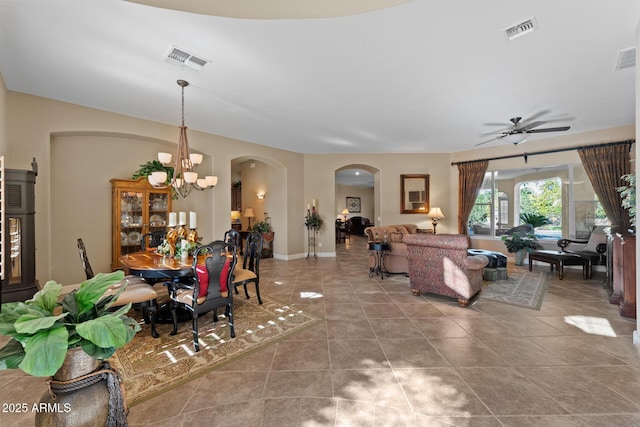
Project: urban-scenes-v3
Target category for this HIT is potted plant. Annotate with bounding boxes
[305,212,324,230]
[251,220,272,233]
[617,173,636,230]
[0,270,140,377]
[501,232,541,265]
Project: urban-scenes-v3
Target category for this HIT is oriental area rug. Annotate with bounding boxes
[480,269,550,310]
[109,295,321,407]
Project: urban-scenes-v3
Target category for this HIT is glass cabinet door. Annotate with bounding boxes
[7,217,22,285]
[119,191,144,256]
[148,191,169,231]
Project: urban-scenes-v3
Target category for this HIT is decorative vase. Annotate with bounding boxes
[35,347,127,426]
[514,249,525,266]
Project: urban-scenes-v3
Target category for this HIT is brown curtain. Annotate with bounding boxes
[457,160,489,234]
[577,141,634,233]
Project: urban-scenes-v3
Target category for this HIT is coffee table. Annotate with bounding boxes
[528,250,591,280]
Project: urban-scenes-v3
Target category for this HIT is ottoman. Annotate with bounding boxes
[467,249,508,281]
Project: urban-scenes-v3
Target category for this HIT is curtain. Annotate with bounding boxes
[457,160,489,234]
[578,141,634,233]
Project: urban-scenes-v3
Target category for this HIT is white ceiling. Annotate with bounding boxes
[0,1,638,154]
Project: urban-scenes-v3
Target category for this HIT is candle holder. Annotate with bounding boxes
[176,223,188,240]
[187,228,199,244]
[165,227,178,257]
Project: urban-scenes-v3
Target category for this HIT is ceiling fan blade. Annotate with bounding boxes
[519,109,551,125]
[527,126,571,133]
[521,121,546,131]
[475,135,505,146]
[482,122,514,127]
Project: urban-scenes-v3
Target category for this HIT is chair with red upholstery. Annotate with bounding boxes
[167,241,238,352]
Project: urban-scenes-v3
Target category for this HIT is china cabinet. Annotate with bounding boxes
[110,178,172,270]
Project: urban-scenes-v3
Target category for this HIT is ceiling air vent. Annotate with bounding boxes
[503,17,538,41]
[615,47,636,70]
[162,46,209,72]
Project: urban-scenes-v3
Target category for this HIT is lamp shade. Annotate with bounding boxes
[341,208,350,215]
[503,133,528,145]
[244,208,255,218]
[427,207,445,219]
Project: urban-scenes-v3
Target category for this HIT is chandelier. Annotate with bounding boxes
[149,80,217,198]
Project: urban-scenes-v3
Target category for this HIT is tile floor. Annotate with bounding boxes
[1,235,639,426]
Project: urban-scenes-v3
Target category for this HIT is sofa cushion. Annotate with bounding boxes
[389,241,407,257]
[390,232,404,243]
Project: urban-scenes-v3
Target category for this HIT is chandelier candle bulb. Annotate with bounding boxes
[190,211,197,229]
[168,212,177,227]
[179,211,187,225]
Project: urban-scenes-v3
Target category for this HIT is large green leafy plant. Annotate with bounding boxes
[0,271,140,377]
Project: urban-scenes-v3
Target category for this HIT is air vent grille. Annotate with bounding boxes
[162,46,209,72]
[504,17,537,41]
[615,47,636,70]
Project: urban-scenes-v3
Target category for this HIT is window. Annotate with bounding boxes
[469,164,608,239]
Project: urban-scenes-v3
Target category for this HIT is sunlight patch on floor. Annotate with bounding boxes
[564,315,617,337]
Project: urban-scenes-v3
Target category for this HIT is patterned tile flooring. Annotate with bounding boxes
[1,235,639,426]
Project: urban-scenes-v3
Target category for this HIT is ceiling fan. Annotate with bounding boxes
[477,115,571,146]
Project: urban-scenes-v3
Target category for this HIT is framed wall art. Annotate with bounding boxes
[346,196,361,213]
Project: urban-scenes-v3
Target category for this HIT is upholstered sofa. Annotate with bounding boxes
[403,234,489,306]
[349,216,373,236]
[364,224,420,274]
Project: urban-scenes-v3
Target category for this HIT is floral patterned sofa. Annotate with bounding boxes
[364,224,420,274]
[403,234,489,306]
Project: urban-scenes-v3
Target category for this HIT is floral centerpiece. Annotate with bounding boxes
[156,238,200,257]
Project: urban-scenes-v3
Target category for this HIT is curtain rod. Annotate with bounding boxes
[450,139,635,166]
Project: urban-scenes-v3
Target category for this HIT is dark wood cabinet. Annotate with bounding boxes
[608,233,636,319]
[1,167,38,303]
[231,186,242,211]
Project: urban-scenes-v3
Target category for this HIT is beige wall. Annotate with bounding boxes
[5,90,304,283]
[1,80,637,293]
[335,184,374,221]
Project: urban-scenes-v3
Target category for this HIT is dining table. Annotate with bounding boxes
[119,250,196,324]
[120,250,194,281]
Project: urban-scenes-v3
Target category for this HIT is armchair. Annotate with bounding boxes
[404,234,489,306]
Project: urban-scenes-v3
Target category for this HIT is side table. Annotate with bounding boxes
[368,242,390,279]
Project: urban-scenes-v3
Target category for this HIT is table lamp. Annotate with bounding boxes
[341,208,349,222]
[427,207,445,234]
[244,207,255,230]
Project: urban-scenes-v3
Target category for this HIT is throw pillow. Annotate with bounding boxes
[196,259,230,298]
[583,226,608,253]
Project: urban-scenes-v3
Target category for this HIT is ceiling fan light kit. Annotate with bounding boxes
[477,113,571,146]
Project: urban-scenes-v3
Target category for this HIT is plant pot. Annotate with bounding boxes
[514,249,525,266]
[35,347,125,426]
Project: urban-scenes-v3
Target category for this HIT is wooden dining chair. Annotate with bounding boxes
[141,230,166,251]
[232,231,263,304]
[77,238,159,338]
[167,241,238,351]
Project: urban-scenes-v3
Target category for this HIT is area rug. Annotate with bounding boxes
[480,269,550,310]
[109,295,321,406]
